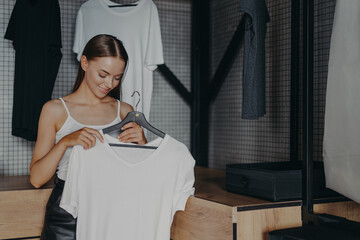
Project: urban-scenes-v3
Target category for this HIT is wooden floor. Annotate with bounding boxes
[1,166,359,240]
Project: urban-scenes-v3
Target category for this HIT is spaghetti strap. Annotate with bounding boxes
[59,97,71,117]
[117,100,121,118]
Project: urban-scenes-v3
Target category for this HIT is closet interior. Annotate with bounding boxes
[1,0,360,239]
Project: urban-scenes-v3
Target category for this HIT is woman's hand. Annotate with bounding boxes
[59,127,104,150]
[118,122,147,145]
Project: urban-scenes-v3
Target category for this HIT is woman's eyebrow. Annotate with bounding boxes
[100,69,123,76]
[100,69,110,74]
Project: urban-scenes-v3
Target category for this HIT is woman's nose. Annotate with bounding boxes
[104,77,113,88]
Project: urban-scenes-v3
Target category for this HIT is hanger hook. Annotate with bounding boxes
[131,91,141,111]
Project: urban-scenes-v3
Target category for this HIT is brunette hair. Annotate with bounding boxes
[72,34,129,99]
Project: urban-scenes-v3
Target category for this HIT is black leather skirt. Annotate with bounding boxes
[40,176,77,240]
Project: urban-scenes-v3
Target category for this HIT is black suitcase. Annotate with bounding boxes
[226,161,337,201]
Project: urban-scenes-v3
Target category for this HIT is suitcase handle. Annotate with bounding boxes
[239,176,248,188]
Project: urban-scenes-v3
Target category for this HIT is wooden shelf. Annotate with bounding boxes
[193,166,302,208]
[0,175,54,191]
[1,167,359,240]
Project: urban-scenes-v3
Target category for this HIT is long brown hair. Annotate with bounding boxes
[72,34,129,100]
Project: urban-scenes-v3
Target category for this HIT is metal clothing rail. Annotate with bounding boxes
[301,0,316,225]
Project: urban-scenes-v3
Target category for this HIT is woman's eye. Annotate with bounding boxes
[115,78,121,81]
[99,74,106,78]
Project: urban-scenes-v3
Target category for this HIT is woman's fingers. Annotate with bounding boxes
[79,138,91,149]
[80,132,96,148]
[62,127,103,149]
[117,122,147,145]
[119,132,141,142]
[121,137,140,144]
[119,127,138,138]
[121,122,138,131]
[119,127,141,139]
[78,128,103,149]
[83,127,104,143]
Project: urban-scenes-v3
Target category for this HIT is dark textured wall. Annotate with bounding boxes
[209,0,336,169]
[0,0,191,175]
[0,0,336,175]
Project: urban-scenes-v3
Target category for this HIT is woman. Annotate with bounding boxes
[29,34,147,239]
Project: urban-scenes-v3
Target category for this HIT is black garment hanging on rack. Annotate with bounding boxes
[4,0,62,141]
[239,0,270,119]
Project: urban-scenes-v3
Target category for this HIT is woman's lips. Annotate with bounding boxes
[99,86,110,94]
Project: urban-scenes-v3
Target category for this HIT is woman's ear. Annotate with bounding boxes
[80,55,88,72]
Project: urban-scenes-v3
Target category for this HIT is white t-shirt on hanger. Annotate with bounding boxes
[59,130,195,240]
[73,0,164,120]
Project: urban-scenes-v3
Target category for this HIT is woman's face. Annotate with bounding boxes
[81,56,125,98]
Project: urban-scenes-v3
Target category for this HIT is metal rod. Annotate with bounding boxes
[157,64,193,105]
[302,0,315,225]
[290,0,300,163]
[208,16,246,104]
[190,0,210,167]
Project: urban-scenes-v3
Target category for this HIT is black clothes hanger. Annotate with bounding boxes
[108,1,137,8]
[102,91,165,149]
[109,4,137,8]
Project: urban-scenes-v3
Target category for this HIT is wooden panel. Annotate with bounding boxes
[171,196,233,240]
[0,169,305,240]
[314,201,360,222]
[236,206,302,240]
[0,189,52,239]
[0,175,54,191]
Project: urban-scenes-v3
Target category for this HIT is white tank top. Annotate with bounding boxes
[56,97,122,180]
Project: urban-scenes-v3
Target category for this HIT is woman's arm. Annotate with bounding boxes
[30,100,67,188]
[30,100,104,188]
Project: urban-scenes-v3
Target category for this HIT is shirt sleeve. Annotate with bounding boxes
[145,2,164,71]
[59,146,81,218]
[73,8,84,61]
[171,147,196,219]
[4,0,19,44]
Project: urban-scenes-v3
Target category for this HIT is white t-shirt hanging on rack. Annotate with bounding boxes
[59,130,195,240]
[73,0,164,120]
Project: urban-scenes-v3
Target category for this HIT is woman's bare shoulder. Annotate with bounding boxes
[42,99,64,116]
[40,99,67,130]
[120,101,134,119]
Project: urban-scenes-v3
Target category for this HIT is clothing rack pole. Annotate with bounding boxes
[290,0,300,163]
[302,0,317,225]
[190,0,210,167]
[157,64,193,106]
